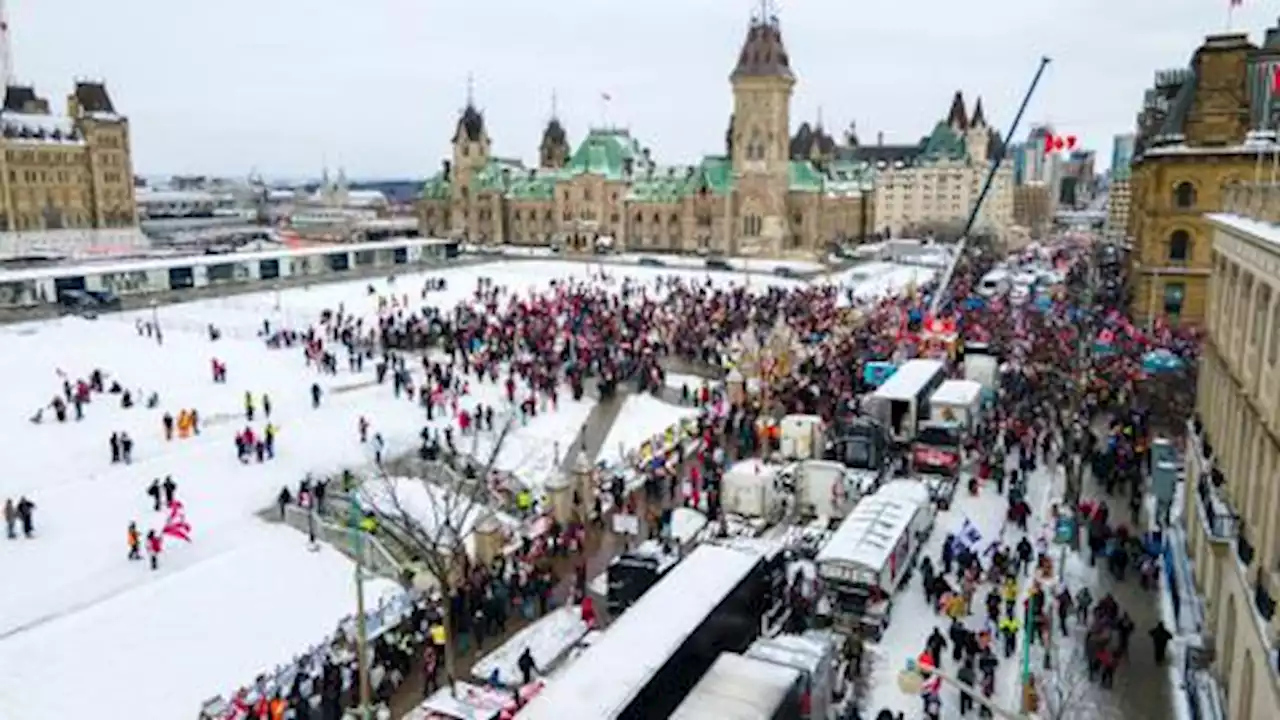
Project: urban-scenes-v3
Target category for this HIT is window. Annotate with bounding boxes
[1269,300,1280,368]
[1163,282,1185,317]
[1253,285,1270,347]
[1169,230,1191,262]
[583,188,591,202]
[744,215,763,237]
[1173,182,1196,209]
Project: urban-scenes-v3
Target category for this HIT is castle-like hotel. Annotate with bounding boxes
[418,15,1014,255]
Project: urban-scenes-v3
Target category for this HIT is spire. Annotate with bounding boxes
[550,89,558,120]
[465,72,475,108]
[946,90,968,130]
[971,97,987,128]
[817,106,824,129]
[731,3,793,81]
[454,73,486,143]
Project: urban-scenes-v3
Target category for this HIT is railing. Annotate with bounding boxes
[1222,182,1280,224]
[1237,527,1256,566]
[1196,476,1240,541]
[1254,568,1277,623]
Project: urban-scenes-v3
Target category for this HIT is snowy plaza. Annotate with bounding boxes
[0,257,935,720]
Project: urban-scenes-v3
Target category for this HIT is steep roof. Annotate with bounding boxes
[453,104,486,143]
[946,91,968,130]
[541,118,567,148]
[3,85,39,112]
[971,97,987,128]
[731,17,794,81]
[922,121,968,161]
[838,143,923,165]
[790,122,836,159]
[74,81,116,114]
[565,128,647,180]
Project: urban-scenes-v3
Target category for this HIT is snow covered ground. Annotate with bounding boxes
[863,458,1057,718]
[0,256,929,720]
[596,393,698,467]
[0,259,795,720]
[829,261,938,303]
[470,605,589,686]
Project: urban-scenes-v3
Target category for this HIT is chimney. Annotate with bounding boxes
[877,132,884,146]
[623,157,634,177]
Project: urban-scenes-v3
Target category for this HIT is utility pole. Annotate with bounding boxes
[347,493,373,719]
[930,56,1052,316]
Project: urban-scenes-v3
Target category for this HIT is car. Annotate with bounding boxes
[57,290,100,317]
[638,256,666,267]
[705,258,732,271]
[85,290,122,310]
[773,266,798,278]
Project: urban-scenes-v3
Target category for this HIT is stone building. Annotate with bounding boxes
[418,15,874,257]
[834,92,1015,239]
[1127,23,1280,326]
[0,81,136,231]
[1185,182,1280,720]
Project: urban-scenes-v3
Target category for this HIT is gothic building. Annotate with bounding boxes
[418,15,875,256]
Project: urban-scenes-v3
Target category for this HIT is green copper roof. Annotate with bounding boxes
[469,158,526,193]
[788,161,825,192]
[421,173,451,200]
[698,156,733,196]
[506,172,558,201]
[627,167,698,202]
[565,129,646,180]
[921,122,967,161]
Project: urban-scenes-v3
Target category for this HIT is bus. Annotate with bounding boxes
[517,543,784,720]
[867,359,947,444]
[669,652,803,720]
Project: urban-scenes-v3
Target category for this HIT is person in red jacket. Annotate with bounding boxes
[580,595,596,629]
[146,530,162,570]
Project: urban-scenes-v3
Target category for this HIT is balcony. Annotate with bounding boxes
[1256,568,1277,624]
[1238,526,1257,565]
[1189,419,1240,544]
[1222,181,1280,224]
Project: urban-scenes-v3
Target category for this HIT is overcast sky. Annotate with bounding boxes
[10,0,1278,180]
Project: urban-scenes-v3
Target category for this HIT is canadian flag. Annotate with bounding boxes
[163,500,193,543]
[1042,132,1078,155]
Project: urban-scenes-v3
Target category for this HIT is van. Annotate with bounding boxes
[976,270,1009,298]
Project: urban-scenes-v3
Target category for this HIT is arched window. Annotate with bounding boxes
[1169,230,1191,262]
[1174,182,1196,209]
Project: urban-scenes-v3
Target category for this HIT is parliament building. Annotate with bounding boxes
[417,15,876,258]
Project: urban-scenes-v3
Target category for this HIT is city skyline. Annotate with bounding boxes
[9,0,1275,178]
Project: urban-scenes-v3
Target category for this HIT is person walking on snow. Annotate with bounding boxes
[127,522,141,560]
[147,479,162,511]
[16,497,34,538]
[310,383,322,409]
[146,530,161,570]
[244,391,255,421]
[262,393,272,420]
[161,476,177,507]
[4,498,16,539]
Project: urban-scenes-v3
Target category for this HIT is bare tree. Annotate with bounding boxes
[362,410,517,696]
[1034,643,1123,720]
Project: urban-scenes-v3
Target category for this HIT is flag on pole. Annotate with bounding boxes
[163,500,193,543]
[601,92,612,101]
[1229,0,1242,7]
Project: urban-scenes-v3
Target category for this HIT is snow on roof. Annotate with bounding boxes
[871,359,945,401]
[1206,212,1280,259]
[518,544,763,719]
[669,652,801,719]
[137,189,217,204]
[470,605,588,686]
[815,486,927,573]
[930,379,983,407]
[0,237,453,284]
[669,507,709,544]
[1,112,82,144]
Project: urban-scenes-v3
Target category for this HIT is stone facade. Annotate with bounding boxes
[1186,208,1280,720]
[0,82,136,231]
[1128,25,1280,326]
[417,16,874,257]
[834,93,1015,239]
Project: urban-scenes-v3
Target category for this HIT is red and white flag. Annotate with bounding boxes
[601,92,612,102]
[163,500,193,543]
